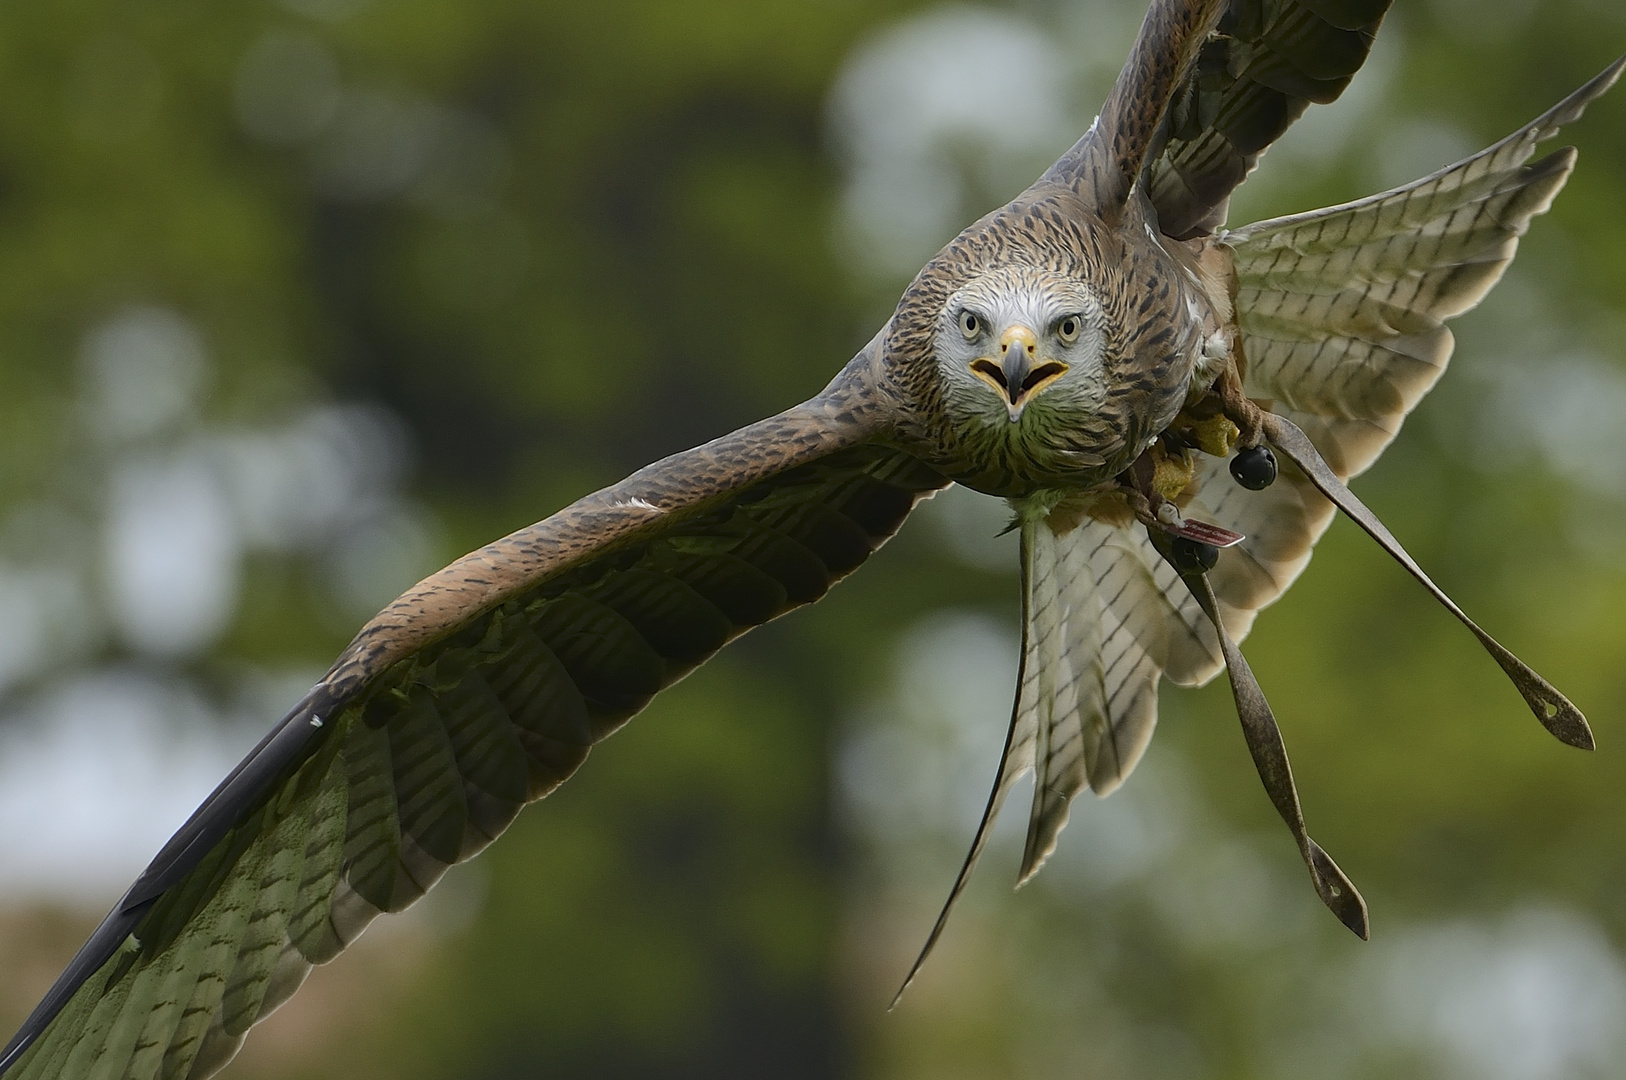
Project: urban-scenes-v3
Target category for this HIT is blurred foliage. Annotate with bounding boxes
[0,1,1622,1079]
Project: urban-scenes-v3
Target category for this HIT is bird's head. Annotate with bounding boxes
[934,266,1107,426]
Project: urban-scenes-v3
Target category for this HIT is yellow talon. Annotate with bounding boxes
[1169,405,1240,458]
[1150,442,1196,501]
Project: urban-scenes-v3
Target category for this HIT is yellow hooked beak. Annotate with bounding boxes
[969,325,1070,421]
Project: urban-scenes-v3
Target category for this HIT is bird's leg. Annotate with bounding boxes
[1152,528,1370,940]
[1260,412,1594,751]
[1120,485,1161,531]
[1208,355,1281,491]
[1214,356,1263,448]
[1119,441,1246,548]
[1119,450,1175,531]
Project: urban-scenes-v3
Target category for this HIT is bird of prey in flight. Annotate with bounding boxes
[4,1,1621,1076]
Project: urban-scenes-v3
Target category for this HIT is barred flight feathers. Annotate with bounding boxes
[0,353,949,1080]
[1149,0,1394,239]
[1048,0,1229,214]
[1044,0,1393,235]
[1018,512,1101,880]
[1224,53,1625,482]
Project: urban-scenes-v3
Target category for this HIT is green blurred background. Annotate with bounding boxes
[0,1,1622,1077]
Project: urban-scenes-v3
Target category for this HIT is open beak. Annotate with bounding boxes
[970,325,1069,422]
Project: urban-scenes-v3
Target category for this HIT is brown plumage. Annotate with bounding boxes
[4,2,1619,1075]
[883,186,1201,494]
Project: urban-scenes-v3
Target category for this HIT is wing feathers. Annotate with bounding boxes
[1224,57,1620,484]
[3,368,946,1080]
[284,748,354,966]
[1147,0,1393,238]
[217,820,303,1037]
[389,690,471,867]
[338,721,406,914]
[1044,0,1228,211]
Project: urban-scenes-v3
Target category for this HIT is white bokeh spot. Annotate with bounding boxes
[829,6,1078,278]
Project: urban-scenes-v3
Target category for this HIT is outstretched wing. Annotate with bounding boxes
[1149,0,1393,239]
[1042,0,1391,231]
[1224,53,1625,481]
[0,353,946,1080]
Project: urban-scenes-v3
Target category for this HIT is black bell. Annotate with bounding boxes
[1230,445,1277,490]
[1170,535,1220,573]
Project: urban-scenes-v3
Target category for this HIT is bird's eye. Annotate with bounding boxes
[959,311,980,339]
[1058,316,1082,343]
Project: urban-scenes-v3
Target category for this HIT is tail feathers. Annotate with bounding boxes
[1028,513,1223,817]
[1019,513,1096,879]
[1077,524,1204,799]
[1223,54,1622,481]
[1019,511,1227,873]
[898,506,1221,1005]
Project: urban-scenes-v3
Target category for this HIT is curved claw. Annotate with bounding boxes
[1261,413,1593,751]
[1154,530,1369,939]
